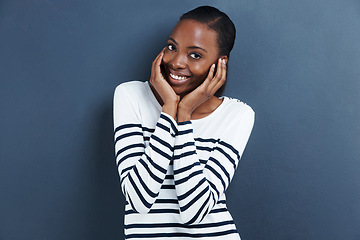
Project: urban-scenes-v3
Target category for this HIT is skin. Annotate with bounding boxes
[149,19,228,122]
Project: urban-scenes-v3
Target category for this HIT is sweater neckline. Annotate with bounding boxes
[145,81,227,122]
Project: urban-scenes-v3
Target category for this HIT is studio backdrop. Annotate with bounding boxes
[1,0,359,239]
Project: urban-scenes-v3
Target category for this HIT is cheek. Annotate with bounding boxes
[191,64,211,78]
[162,52,171,65]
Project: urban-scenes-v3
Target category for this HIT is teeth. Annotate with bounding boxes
[170,73,188,80]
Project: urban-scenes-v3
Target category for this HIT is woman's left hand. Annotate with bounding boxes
[177,58,227,122]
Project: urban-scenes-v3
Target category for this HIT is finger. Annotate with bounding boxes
[151,51,164,81]
[152,50,163,68]
[215,58,224,81]
[208,58,223,89]
[152,48,166,69]
[204,64,216,85]
[211,59,226,92]
[221,59,227,81]
[214,59,227,90]
[155,52,165,79]
[156,51,164,67]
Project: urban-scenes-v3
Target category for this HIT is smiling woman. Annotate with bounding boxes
[162,19,222,98]
[113,6,255,240]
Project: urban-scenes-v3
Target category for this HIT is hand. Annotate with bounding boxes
[177,58,227,122]
[149,48,180,118]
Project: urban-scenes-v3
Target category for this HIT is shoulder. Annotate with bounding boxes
[217,96,255,137]
[218,97,255,153]
[113,81,149,113]
[114,80,147,98]
[222,96,255,119]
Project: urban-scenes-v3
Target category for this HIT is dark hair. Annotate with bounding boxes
[180,6,236,58]
[180,6,235,96]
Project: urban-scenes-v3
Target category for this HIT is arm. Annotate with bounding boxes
[173,108,255,224]
[113,49,180,213]
[113,84,178,213]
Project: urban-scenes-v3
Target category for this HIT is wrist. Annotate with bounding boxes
[162,102,178,120]
[177,108,191,123]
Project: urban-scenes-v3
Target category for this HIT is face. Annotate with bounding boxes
[162,19,224,97]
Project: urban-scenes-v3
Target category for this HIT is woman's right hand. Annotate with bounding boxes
[150,48,179,119]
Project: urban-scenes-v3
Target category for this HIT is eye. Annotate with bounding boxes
[167,43,176,51]
[189,52,202,60]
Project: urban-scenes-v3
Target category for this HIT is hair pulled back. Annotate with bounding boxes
[180,6,236,58]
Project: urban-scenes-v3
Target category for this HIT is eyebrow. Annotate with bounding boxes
[168,38,208,53]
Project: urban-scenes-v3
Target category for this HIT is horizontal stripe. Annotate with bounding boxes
[214,146,237,169]
[156,122,170,133]
[160,113,178,134]
[173,161,200,175]
[125,220,235,229]
[161,184,175,189]
[200,159,208,164]
[125,208,180,215]
[155,199,178,204]
[138,159,163,184]
[133,167,158,198]
[196,145,213,152]
[128,174,152,209]
[114,123,141,134]
[141,126,155,133]
[117,152,143,167]
[219,140,240,159]
[149,142,172,160]
[120,165,133,176]
[205,164,226,190]
[174,141,195,150]
[115,131,142,144]
[180,186,209,212]
[126,229,238,239]
[144,154,167,174]
[208,157,231,183]
[178,120,191,126]
[207,180,220,198]
[116,143,144,159]
[186,194,211,224]
[174,170,203,185]
[209,207,227,214]
[151,134,173,152]
[177,178,207,201]
[173,150,196,160]
[178,129,193,135]
[194,137,218,144]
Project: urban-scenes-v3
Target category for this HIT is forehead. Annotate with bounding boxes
[170,19,219,51]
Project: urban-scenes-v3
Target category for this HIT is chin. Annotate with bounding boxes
[171,85,188,95]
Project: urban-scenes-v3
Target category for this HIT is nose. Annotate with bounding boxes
[169,52,186,69]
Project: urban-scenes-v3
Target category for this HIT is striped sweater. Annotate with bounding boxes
[113,81,254,239]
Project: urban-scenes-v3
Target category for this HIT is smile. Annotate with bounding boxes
[170,73,189,80]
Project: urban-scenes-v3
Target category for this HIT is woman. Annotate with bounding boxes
[113,6,254,239]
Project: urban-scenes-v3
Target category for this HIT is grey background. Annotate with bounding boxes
[1,0,359,239]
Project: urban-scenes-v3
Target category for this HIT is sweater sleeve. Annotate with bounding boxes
[113,84,178,213]
[173,109,255,224]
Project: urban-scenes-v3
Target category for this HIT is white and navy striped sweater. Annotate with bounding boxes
[113,81,254,239]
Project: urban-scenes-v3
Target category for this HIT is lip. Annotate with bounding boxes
[166,69,191,86]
